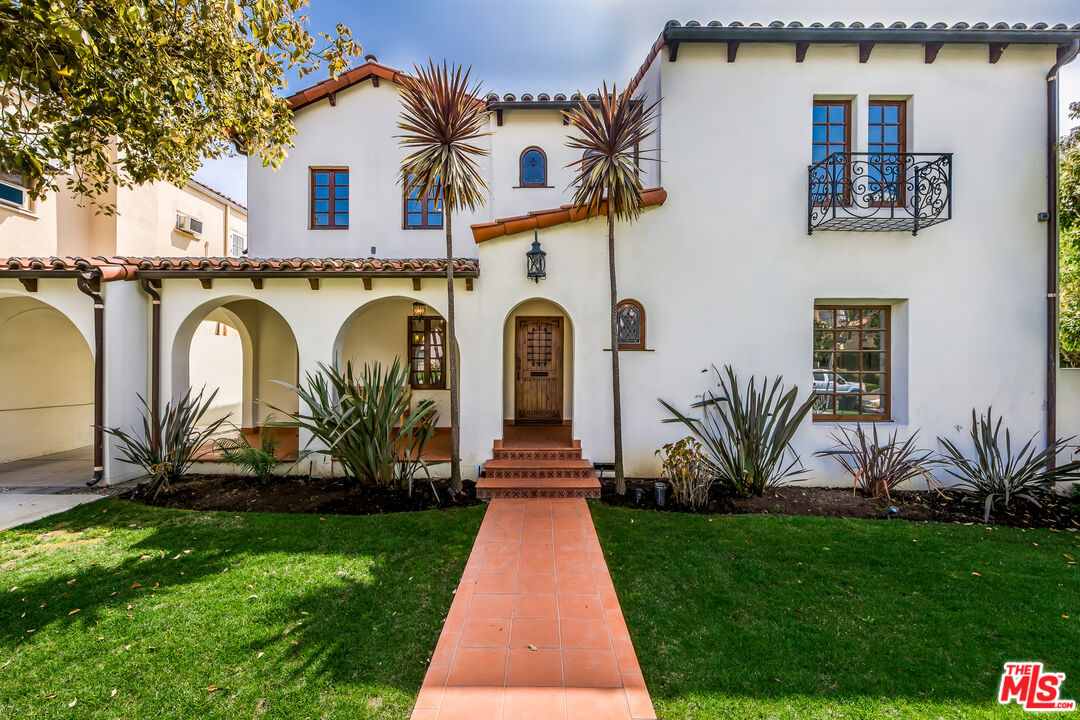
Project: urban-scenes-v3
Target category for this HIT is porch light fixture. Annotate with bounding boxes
[412,302,426,317]
[526,229,546,283]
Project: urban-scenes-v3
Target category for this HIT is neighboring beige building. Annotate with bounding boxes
[0,174,247,258]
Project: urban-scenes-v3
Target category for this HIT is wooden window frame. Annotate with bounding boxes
[812,100,852,206]
[403,183,444,230]
[616,299,646,350]
[310,168,349,229]
[519,146,548,187]
[812,304,891,423]
[867,100,908,207]
[408,316,446,390]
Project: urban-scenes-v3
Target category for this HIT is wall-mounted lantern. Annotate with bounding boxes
[526,230,547,283]
[412,302,426,317]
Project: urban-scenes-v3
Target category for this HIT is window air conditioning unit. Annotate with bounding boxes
[176,213,204,236]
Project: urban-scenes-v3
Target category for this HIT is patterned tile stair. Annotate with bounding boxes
[477,441,601,500]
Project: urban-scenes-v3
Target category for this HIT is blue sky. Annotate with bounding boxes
[195,0,1080,204]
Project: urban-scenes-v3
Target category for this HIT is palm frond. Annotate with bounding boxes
[397,60,490,213]
[563,83,660,222]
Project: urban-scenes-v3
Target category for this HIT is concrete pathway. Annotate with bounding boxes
[0,493,104,529]
[0,447,94,491]
[412,498,656,720]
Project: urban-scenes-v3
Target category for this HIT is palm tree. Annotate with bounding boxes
[565,84,659,495]
[398,61,489,492]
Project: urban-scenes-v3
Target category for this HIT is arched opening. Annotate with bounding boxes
[502,298,574,438]
[0,296,93,470]
[172,298,299,453]
[335,296,454,461]
[519,146,548,187]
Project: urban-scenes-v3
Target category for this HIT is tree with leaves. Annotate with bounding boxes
[0,0,360,208]
[397,62,489,493]
[564,84,659,495]
[1061,100,1080,366]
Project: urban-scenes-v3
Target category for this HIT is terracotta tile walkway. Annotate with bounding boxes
[411,498,656,720]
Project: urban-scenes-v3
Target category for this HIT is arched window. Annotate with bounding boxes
[616,299,645,350]
[520,147,547,187]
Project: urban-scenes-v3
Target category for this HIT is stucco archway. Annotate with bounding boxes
[0,295,94,463]
[172,297,299,429]
[502,298,575,427]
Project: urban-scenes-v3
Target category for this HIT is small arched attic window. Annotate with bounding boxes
[519,147,547,187]
[616,299,645,350]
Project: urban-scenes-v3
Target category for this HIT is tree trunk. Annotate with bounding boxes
[445,211,463,492]
[607,211,626,494]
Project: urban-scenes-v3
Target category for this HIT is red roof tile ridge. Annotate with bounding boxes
[471,188,667,243]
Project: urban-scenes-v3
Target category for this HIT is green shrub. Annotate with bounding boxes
[104,388,230,499]
[267,359,442,494]
[213,422,282,484]
[937,408,1080,522]
[656,437,714,509]
[659,365,816,497]
[815,424,943,499]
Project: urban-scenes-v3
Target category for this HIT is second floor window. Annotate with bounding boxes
[228,232,246,257]
[811,100,851,204]
[311,169,348,228]
[867,100,907,205]
[404,181,443,229]
[520,147,547,187]
[0,172,29,210]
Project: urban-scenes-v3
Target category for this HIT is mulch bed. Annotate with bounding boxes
[602,479,1080,531]
[123,473,480,515]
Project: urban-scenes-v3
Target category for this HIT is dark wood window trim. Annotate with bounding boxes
[310,167,349,229]
[867,100,908,207]
[812,304,891,422]
[812,100,852,206]
[518,146,550,188]
[403,182,444,230]
[616,299,646,350]
[408,316,446,389]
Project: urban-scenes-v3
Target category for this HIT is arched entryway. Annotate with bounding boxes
[172,297,299,431]
[502,298,575,430]
[335,296,455,462]
[0,296,94,466]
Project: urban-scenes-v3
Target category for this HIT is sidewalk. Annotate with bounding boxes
[411,498,656,720]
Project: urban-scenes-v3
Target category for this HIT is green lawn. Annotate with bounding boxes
[591,504,1080,719]
[0,499,483,719]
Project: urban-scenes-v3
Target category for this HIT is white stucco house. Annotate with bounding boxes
[4,20,1080,491]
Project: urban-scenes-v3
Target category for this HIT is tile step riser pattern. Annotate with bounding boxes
[475,487,602,499]
[491,449,583,461]
[484,469,598,480]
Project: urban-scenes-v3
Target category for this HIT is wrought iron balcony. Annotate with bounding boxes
[807,152,953,235]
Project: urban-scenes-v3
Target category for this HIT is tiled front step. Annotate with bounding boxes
[483,459,596,480]
[475,473,601,500]
[492,447,583,461]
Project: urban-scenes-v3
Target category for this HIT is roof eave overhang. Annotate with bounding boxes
[132,268,479,279]
[662,26,1080,48]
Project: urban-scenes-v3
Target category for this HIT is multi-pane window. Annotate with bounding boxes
[811,100,851,204]
[311,169,348,228]
[0,172,28,210]
[520,147,547,187]
[616,299,645,350]
[867,101,907,205]
[812,306,889,421]
[228,232,246,257]
[408,316,446,389]
[404,177,443,229]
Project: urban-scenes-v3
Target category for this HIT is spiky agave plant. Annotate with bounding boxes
[564,83,659,494]
[397,60,489,492]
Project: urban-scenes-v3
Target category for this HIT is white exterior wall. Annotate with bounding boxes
[487,110,583,219]
[247,81,491,259]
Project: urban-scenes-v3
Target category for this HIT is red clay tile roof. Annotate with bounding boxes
[2,256,479,279]
[284,60,406,112]
[471,188,667,243]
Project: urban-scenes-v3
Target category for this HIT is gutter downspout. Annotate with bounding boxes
[1047,39,1079,455]
[76,272,105,486]
[140,278,161,454]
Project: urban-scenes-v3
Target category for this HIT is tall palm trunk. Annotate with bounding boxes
[445,211,462,491]
[607,210,626,494]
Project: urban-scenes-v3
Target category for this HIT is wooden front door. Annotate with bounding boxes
[515,316,563,423]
